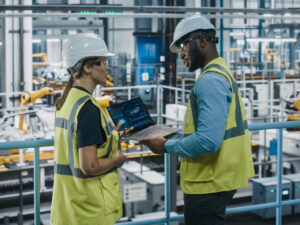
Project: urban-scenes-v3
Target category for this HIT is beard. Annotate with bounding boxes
[188,59,201,72]
[187,42,203,72]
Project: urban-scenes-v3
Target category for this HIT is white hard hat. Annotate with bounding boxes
[62,33,114,74]
[170,14,216,53]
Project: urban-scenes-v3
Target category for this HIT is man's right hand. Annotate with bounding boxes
[140,137,167,154]
[113,150,127,168]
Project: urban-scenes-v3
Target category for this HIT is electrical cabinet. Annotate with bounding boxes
[252,177,292,219]
[118,161,165,218]
[284,173,300,214]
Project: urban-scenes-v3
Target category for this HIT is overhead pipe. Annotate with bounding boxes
[32,19,104,29]
[0,5,300,14]
[0,12,300,20]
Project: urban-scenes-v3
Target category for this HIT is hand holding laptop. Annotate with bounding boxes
[115,122,134,138]
[140,137,167,155]
[115,122,133,151]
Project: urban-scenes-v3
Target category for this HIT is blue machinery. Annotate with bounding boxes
[136,37,162,102]
[1,121,300,225]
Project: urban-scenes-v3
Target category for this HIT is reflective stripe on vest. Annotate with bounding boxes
[54,96,115,179]
[100,112,115,158]
[189,64,248,140]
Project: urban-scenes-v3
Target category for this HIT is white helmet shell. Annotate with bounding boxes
[170,14,216,53]
[62,33,114,69]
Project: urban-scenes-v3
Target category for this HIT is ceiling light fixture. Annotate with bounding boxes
[247,38,296,43]
[46,38,60,43]
[32,39,41,44]
[230,32,245,37]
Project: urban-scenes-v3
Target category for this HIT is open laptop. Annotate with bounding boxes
[107,97,180,141]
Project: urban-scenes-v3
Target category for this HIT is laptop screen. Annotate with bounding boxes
[107,97,154,131]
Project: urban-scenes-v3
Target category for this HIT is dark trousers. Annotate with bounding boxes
[184,190,236,225]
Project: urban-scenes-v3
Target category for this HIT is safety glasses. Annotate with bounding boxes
[94,59,108,67]
[179,36,202,51]
[179,35,219,51]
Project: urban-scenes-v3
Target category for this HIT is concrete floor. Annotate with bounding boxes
[3,208,300,225]
[177,214,300,225]
[226,212,300,225]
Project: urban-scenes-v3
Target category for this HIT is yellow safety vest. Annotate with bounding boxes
[181,57,255,194]
[50,88,122,225]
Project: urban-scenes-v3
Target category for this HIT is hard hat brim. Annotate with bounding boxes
[170,40,180,53]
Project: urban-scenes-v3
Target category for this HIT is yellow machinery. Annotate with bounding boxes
[292,94,300,112]
[19,87,54,134]
[32,75,46,86]
[0,151,54,165]
[96,95,113,118]
[287,93,300,122]
[32,53,48,67]
[103,75,114,95]
[285,93,300,132]
[264,48,281,65]
[18,88,112,134]
[229,47,287,79]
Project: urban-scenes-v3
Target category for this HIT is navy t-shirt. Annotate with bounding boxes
[74,86,107,148]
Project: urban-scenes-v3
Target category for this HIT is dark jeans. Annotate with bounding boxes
[184,190,236,225]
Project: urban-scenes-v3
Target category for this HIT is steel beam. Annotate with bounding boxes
[1,12,300,20]
[32,19,103,29]
[0,5,300,14]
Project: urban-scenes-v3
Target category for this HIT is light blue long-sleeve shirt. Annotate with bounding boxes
[164,72,232,158]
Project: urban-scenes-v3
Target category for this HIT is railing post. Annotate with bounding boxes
[34,147,40,225]
[128,87,131,100]
[276,128,283,225]
[17,170,23,225]
[157,85,161,125]
[164,153,170,225]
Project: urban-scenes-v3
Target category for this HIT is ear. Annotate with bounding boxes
[198,37,207,48]
[82,64,92,74]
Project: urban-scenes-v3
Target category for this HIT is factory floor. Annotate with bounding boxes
[2,188,299,225]
[225,212,300,225]
[3,212,300,225]
[179,214,300,225]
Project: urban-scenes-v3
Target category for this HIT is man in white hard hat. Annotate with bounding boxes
[142,15,254,225]
[51,33,131,225]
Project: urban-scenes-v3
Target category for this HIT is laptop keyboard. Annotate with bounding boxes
[130,125,161,139]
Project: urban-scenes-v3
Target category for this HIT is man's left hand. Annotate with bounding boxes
[141,137,167,154]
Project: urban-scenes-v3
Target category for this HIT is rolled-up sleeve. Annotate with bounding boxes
[165,72,232,158]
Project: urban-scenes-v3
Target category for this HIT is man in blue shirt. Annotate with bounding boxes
[141,14,254,225]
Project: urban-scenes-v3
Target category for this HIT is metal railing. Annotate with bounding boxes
[1,121,300,225]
